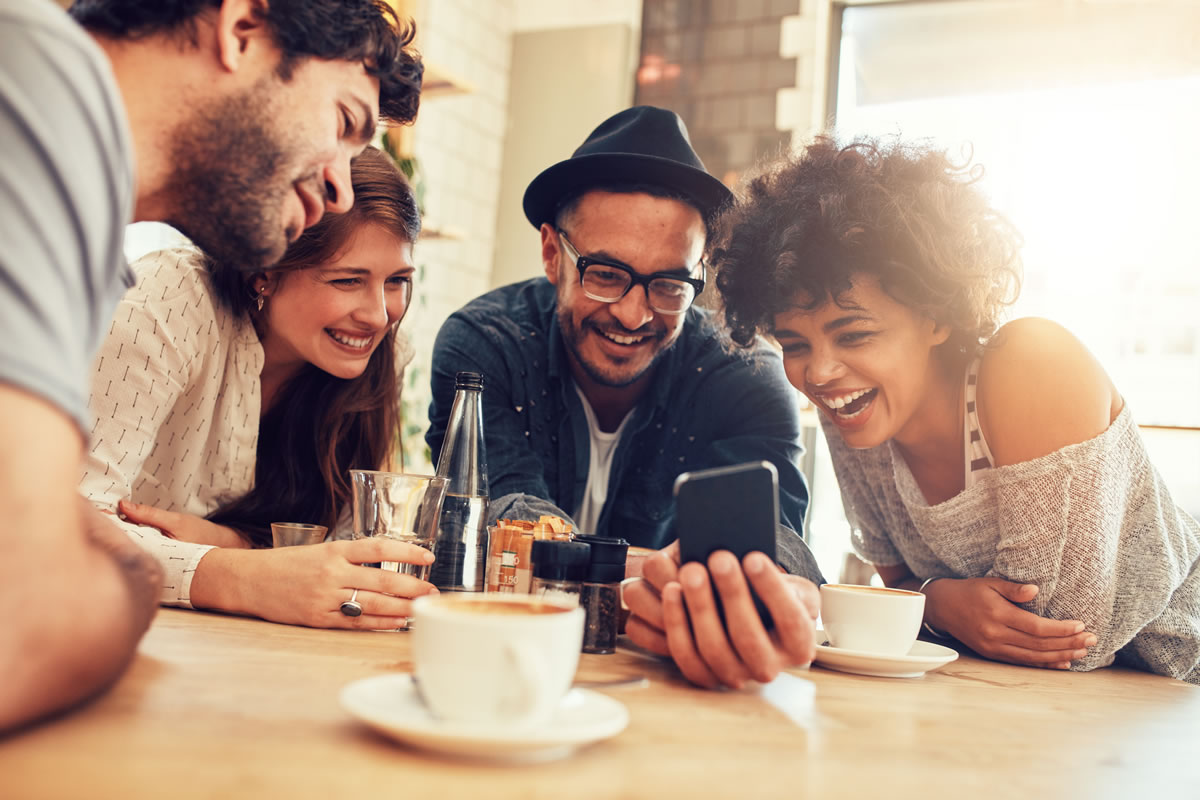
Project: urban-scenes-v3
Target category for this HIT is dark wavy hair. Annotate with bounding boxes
[713,136,1022,357]
[69,0,422,126]
[206,146,419,547]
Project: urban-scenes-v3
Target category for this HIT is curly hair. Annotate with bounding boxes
[713,136,1022,355]
[69,0,422,126]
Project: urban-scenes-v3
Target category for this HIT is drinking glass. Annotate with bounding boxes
[270,522,328,548]
[349,470,448,580]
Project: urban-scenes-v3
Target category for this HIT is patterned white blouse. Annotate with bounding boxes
[79,246,411,608]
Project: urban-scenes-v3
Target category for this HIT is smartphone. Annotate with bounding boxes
[673,460,779,630]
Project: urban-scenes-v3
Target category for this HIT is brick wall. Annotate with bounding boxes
[634,0,807,186]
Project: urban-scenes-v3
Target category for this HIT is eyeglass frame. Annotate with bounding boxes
[555,228,706,315]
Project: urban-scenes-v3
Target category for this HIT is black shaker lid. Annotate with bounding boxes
[573,535,629,582]
[531,539,590,581]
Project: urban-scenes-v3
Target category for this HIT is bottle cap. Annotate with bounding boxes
[454,371,484,390]
[531,539,590,582]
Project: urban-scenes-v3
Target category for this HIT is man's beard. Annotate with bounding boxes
[556,305,670,388]
[164,80,300,271]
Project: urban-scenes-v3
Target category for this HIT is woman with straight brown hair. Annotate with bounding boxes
[80,146,436,630]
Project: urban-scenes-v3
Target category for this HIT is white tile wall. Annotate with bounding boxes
[398,0,516,470]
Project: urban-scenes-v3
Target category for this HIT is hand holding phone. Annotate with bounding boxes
[674,460,779,629]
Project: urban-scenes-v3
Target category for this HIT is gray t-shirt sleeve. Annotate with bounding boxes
[0,1,134,434]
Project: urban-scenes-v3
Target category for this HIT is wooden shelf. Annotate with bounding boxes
[422,62,476,99]
[419,222,465,242]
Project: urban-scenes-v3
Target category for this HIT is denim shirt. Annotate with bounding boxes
[427,278,822,581]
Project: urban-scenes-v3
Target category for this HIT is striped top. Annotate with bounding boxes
[963,356,995,489]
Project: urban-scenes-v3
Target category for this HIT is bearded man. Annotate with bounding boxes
[0,0,420,731]
[427,106,824,690]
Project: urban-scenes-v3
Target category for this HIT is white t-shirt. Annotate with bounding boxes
[572,383,635,536]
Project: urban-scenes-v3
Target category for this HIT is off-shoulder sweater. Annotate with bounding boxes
[825,405,1200,684]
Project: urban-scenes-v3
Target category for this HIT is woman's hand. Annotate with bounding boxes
[117,500,250,549]
[189,537,438,630]
[926,577,1097,669]
[624,541,819,689]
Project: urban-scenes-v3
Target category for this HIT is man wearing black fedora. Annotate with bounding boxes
[427,106,823,688]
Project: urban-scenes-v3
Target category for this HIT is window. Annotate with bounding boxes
[804,0,1200,580]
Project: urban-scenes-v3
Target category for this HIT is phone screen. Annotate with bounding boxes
[674,460,779,629]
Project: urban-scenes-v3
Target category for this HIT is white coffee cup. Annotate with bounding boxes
[411,593,585,728]
[819,583,926,655]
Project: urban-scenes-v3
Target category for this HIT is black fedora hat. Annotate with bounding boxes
[522,105,733,229]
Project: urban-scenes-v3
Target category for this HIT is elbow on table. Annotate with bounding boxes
[0,552,161,732]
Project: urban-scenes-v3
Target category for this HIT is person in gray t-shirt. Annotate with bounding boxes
[0,0,422,732]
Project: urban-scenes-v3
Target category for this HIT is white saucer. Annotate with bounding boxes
[340,674,629,763]
[812,629,959,678]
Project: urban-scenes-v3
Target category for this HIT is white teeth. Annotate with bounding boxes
[822,388,870,409]
[837,398,872,419]
[819,388,874,412]
[328,330,371,349]
[604,332,645,345]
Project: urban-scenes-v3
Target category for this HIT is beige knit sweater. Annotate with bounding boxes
[824,406,1200,684]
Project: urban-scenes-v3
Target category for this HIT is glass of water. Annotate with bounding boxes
[349,470,448,580]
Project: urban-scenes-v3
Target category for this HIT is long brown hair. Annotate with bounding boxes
[207,146,420,547]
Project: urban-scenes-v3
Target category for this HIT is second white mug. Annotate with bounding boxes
[819,583,926,655]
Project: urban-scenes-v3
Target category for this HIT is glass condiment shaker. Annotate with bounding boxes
[430,371,489,592]
[530,539,590,608]
[576,535,629,654]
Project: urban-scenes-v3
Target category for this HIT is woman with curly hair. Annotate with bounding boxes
[714,136,1200,683]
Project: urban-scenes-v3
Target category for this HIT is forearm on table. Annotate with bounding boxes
[0,516,161,732]
[186,547,259,616]
[984,561,1120,671]
[988,527,1137,668]
[0,389,161,730]
[100,514,216,608]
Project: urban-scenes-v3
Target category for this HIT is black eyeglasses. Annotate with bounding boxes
[556,229,705,315]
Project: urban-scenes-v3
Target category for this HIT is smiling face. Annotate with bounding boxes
[544,190,706,393]
[257,223,413,381]
[772,274,951,449]
[168,57,379,270]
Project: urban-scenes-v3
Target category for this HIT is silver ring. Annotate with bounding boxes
[339,588,363,617]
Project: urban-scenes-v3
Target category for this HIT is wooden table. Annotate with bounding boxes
[2,608,1199,799]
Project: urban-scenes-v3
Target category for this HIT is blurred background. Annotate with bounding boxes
[117,0,1200,582]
